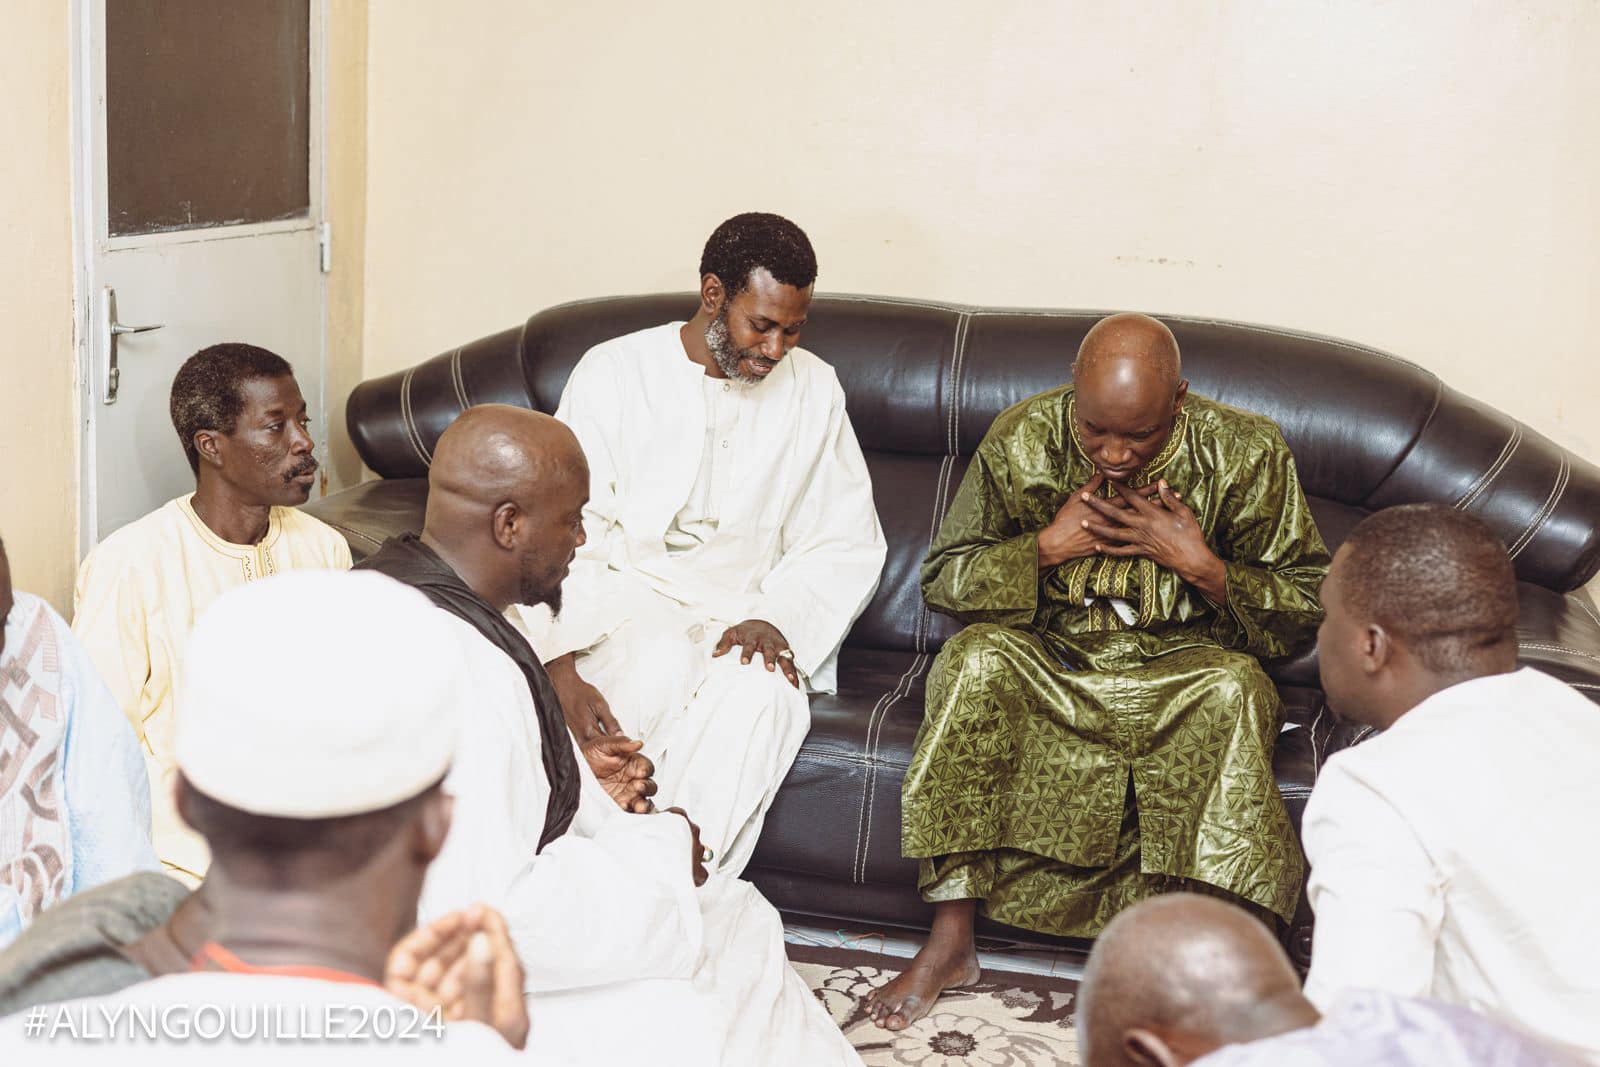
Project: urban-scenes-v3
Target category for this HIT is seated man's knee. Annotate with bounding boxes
[936,622,1020,674]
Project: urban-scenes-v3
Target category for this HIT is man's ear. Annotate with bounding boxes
[193,428,225,470]
[415,790,454,864]
[491,501,520,551]
[699,273,725,318]
[1124,1027,1185,1067]
[1363,623,1394,675]
[1173,379,1190,413]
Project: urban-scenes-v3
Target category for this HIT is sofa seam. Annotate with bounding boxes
[852,654,926,882]
[448,346,471,410]
[1454,426,1522,510]
[1518,639,1600,666]
[1508,456,1568,559]
[399,367,433,467]
[858,653,928,882]
[320,519,384,549]
[948,312,971,456]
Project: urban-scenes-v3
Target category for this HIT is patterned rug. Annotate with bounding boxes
[789,943,1082,1066]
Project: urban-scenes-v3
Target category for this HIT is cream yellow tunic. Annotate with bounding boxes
[72,496,351,881]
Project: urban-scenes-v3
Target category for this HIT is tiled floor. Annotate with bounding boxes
[784,919,1087,982]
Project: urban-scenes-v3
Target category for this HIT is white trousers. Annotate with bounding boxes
[576,590,810,876]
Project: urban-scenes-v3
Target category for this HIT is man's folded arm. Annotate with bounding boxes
[1301,759,1442,1008]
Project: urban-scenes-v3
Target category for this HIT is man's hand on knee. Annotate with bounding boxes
[712,619,801,689]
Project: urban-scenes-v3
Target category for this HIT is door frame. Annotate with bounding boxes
[69,0,331,558]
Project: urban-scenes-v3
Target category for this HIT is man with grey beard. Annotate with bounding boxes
[516,212,886,876]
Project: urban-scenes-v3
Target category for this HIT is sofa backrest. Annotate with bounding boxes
[349,293,1600,657]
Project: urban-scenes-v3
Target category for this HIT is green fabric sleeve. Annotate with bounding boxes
[1210,428,1330,660]
[921,446,1042,629]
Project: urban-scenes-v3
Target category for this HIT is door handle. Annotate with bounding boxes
[102,287,164,405]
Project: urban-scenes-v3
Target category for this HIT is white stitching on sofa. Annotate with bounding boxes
[448,347,470,410]
[853,667,907,881]
[921,455,956,653]
[853,654,926,882]
[852,445,964,882]
[1307,705,1325,774]
[322,520,384,548]
[1508,456,1568,559]
[857,654,928,883]
[1455,427,1522,510]
[399,367,433,466]
[1518,640,1600,665]
[948,312,971,456]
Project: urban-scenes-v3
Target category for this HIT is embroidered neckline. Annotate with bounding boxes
[177,495,283,557]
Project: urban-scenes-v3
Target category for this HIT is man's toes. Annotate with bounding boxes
[882,1011,910,1032]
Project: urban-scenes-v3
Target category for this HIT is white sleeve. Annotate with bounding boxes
[1302,758,1443,1007]
[419,636,703,994]
[751,375,886,690]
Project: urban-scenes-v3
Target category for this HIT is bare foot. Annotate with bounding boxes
[865,936,981,1031]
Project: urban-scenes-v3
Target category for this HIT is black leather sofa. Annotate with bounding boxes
[309,293,1600,966]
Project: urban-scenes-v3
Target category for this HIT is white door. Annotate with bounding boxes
[76,0,327,545]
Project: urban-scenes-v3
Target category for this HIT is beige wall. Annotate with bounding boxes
[362,0,1600,470]
[325,0,370,491]
[0,2,77,613]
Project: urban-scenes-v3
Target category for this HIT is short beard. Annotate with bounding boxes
[704,303,764,385]
[519,555,561,617]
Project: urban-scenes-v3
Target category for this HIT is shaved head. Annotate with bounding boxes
[421,404,589,614]
[1078,894,1315,1067]
[1076,313,1182,396]
[428,405,584,511]
[1070,314,1188,483]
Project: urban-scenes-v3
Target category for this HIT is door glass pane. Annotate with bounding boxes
[106,0,310,237]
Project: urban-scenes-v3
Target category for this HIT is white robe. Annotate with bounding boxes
[517,322,885,874]
[419,612,862,1067]
[1303,668,1600,1065]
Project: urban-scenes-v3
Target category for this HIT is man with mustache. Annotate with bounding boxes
[869,313,1328,1029]
[74,343,350,883]
[518,213,886,874]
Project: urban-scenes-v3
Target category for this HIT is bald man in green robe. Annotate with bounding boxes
[869,313,1329,1030]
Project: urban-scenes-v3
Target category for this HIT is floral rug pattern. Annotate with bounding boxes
[788,944,1081,1066]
